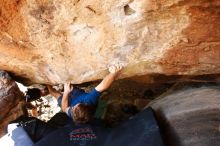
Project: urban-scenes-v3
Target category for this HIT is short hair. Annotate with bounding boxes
[71,104,95,124]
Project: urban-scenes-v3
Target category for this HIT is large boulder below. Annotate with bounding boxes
[150,86,220,146]
[0,0,220,85]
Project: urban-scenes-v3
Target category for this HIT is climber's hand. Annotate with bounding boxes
[64,82,73,95]
[109,64,123,74]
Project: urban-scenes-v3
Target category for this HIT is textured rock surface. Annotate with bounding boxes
[0,0,220,85]
[150,86,220,146]
[0,71,25,137]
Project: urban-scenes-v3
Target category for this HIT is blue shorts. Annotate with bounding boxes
[57,88,101,108]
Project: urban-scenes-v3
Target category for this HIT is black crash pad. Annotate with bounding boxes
[35,108,164,146]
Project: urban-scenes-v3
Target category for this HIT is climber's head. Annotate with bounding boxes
[71,103,95,124]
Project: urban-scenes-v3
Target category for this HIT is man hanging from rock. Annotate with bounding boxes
[47,64,123,124]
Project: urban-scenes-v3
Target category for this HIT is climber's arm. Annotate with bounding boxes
[61,82,73,112]
[95,64,123,92]
[47,85,62,99]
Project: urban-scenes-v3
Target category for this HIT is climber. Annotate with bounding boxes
[47,64,123,124]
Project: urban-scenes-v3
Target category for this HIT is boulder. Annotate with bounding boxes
[0,71,26,137]
[0,0,220,85]
[150,86,220,146]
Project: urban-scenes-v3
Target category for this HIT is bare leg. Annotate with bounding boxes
[95,64,123,92]
[47,85,62,99]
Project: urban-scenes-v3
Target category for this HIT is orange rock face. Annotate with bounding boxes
[0,0,220,85]
[160,5,220,75]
